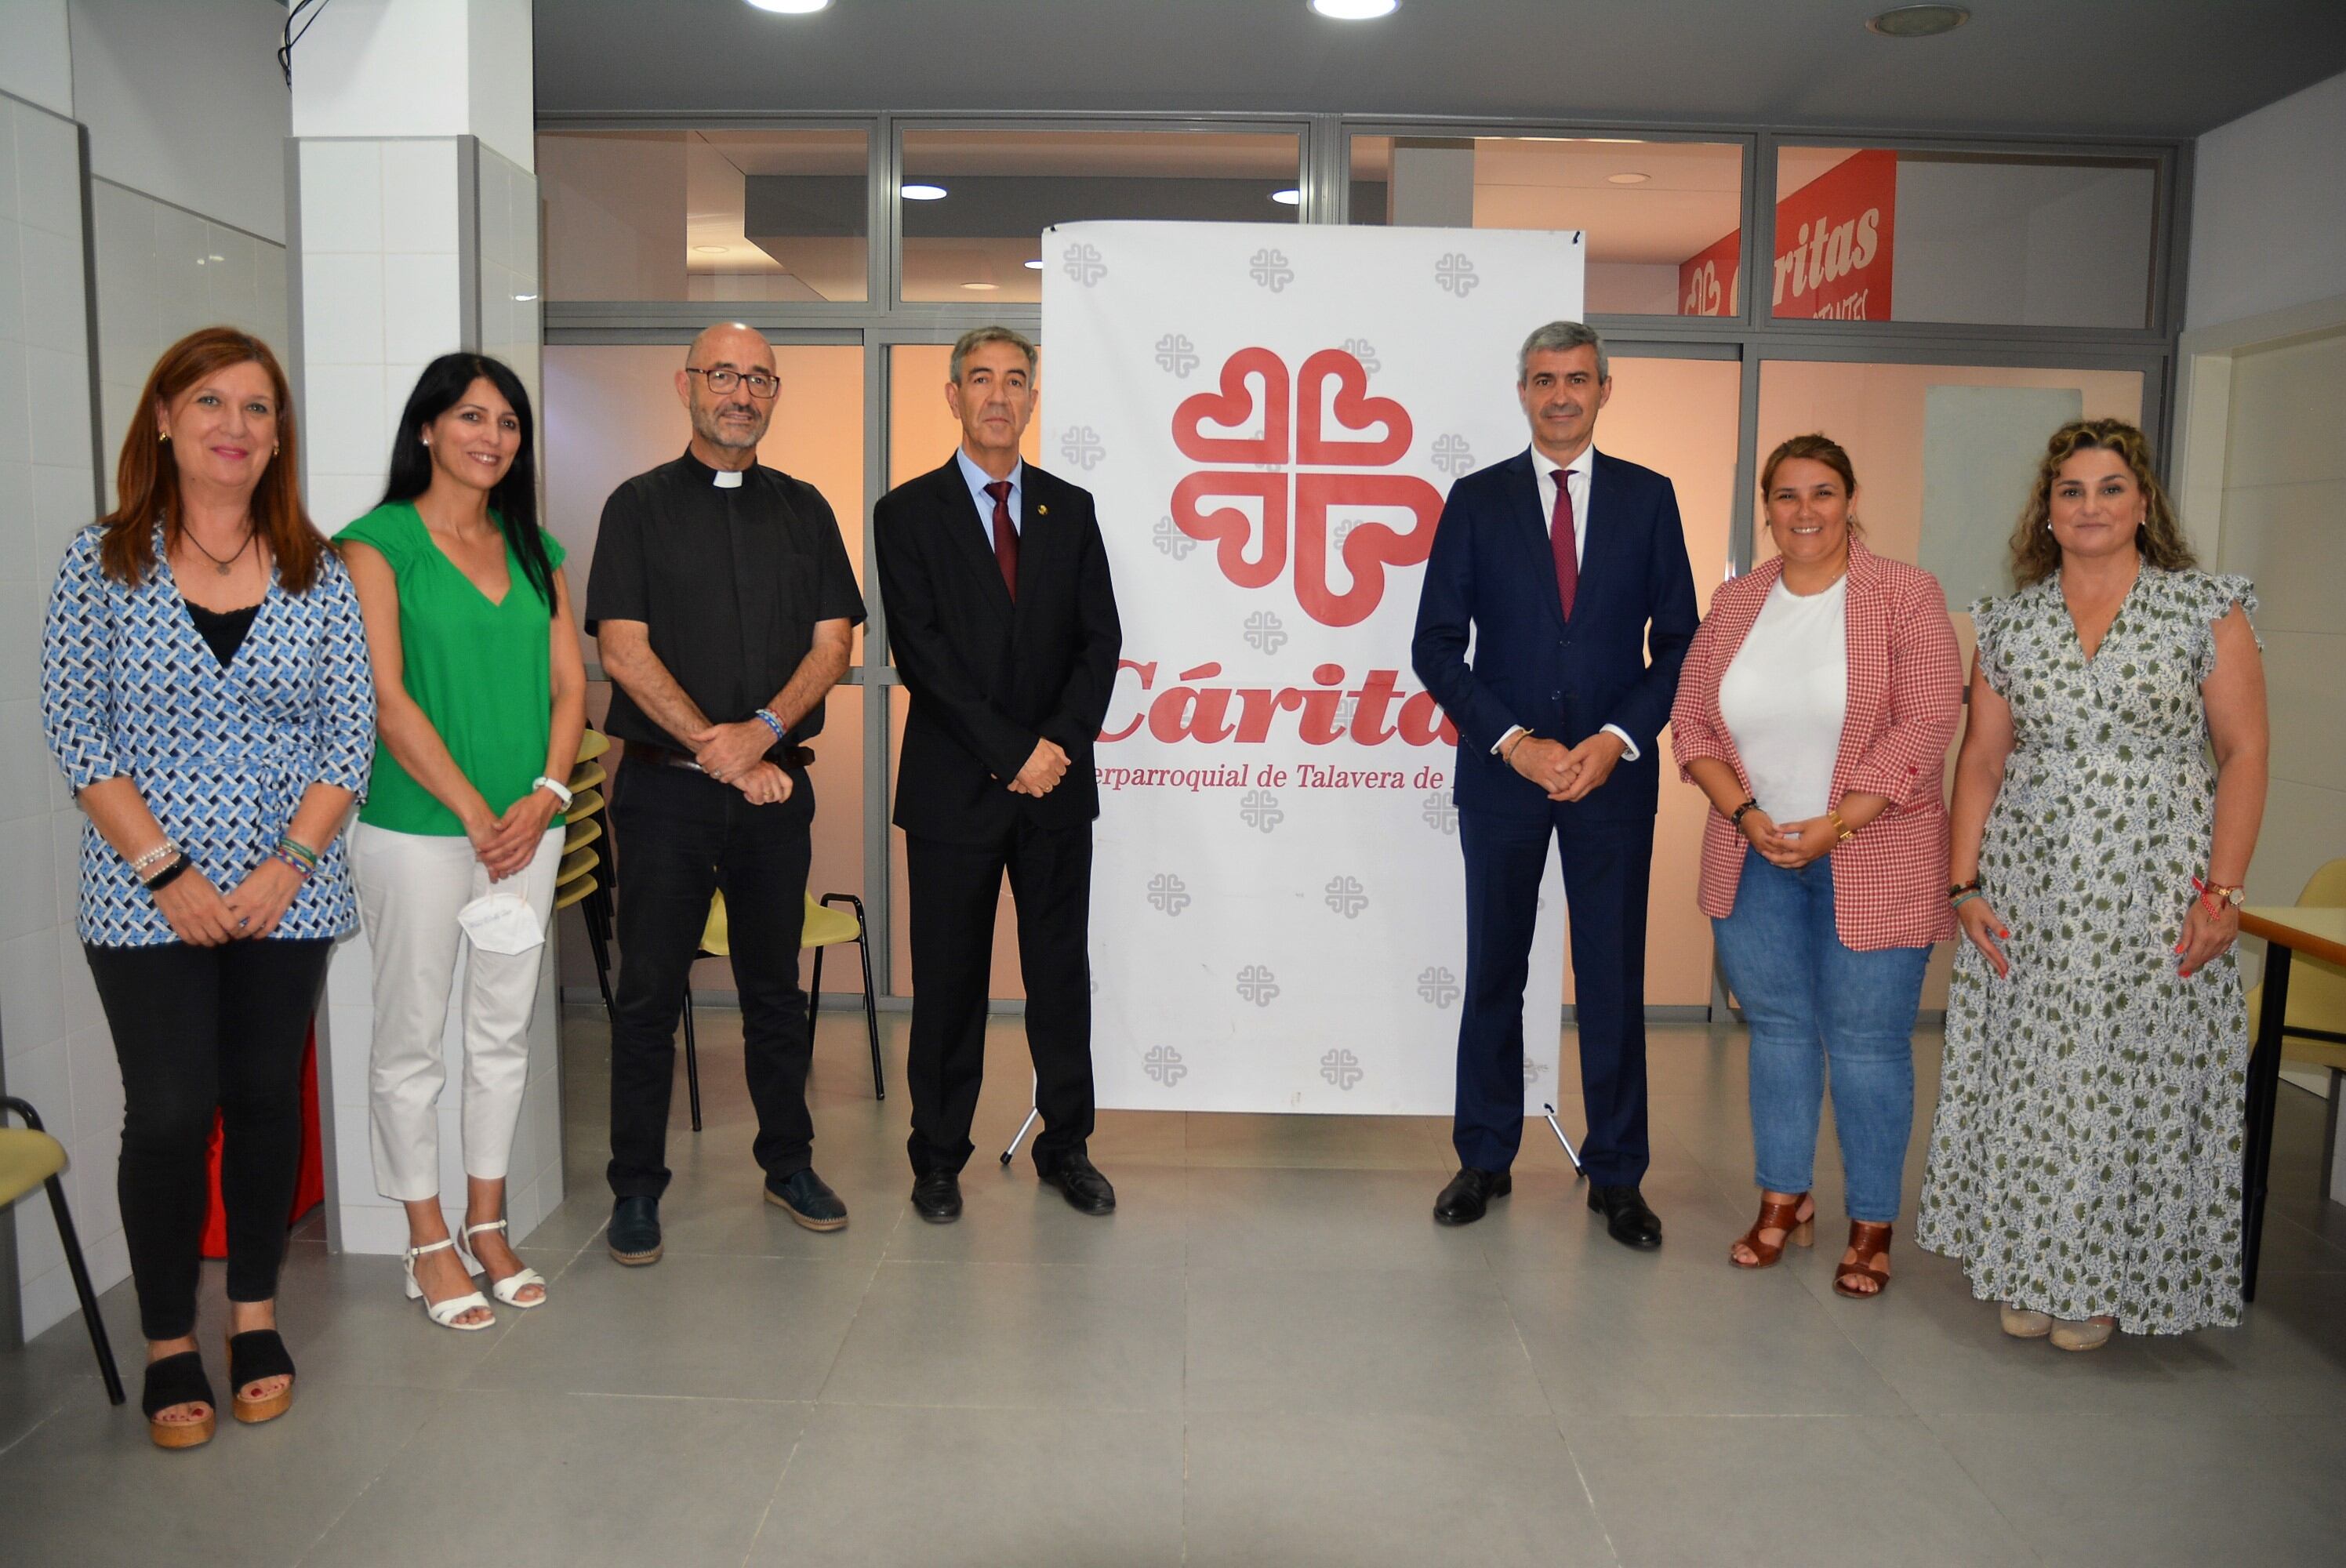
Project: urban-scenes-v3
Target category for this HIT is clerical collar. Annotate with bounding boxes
[681,447,756,488]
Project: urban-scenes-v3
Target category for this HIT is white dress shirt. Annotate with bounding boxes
[955,446,1023,549]
[1492,445,1642,764]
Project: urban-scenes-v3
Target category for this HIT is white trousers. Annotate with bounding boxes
[353,822,565,1202]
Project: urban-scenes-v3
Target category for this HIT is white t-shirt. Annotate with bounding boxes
[1718,575,1848,823]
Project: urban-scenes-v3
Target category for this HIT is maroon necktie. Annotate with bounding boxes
[1550,468,1578,621]
[986,481,1019,600]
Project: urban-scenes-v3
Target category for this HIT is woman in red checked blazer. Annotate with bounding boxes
[1668,434,1961,1301]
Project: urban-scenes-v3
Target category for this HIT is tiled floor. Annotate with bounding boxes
[8,1004,2346,1566]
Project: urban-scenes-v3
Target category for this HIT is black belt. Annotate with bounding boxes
[626,739,815,772]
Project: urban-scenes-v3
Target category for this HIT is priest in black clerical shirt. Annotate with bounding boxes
[583,322,866,1265]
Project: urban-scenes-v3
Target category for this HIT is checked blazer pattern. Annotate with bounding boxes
[42,523,376,946]
[1668,539,1964,951]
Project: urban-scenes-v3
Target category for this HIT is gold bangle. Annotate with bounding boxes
[1827,808,1854,843]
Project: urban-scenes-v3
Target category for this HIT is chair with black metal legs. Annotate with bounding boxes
[682,890,887,1130]
[0,1097,125,1406]
[803,893,884,1101]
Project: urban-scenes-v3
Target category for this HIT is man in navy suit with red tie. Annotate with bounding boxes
[1411,321,1698,1247]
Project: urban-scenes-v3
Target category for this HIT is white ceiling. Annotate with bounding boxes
[535,0,2346,140]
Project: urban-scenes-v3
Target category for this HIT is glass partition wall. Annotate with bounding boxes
[540,116,2185,1011]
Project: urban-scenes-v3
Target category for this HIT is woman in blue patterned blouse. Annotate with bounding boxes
[41,328,375,1450]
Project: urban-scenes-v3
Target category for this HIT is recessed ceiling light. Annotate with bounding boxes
[901,183,948,201]
[1605,172,1650,185]
[1022,259,1044,270]
[1309,0,1398,17]
[746,0,831,13]
[1866,4,1969,38]
[961,281,1000,291]
[692,244,730,253]
[1270,187,1302,205]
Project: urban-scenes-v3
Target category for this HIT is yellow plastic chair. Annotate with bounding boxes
[1,1098,124,1406]
[2250,858,2346,1193]
[678,890,884,1131]
[560,731,618,1013]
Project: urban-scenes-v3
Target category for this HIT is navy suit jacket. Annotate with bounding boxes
[1411,448,1699,822]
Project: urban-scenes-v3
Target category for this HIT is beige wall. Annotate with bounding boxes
[2214,329,2346,908]
[1569,357,1739,1008]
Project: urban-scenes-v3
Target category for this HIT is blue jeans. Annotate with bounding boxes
[1711,848,1930,1224]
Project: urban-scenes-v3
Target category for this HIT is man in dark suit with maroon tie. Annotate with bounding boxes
[1411,321,1699,1247]
[873,328,1123,1223]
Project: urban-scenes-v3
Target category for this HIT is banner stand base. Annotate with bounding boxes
[1000,1075,1040,1167]
[1541,1103,1587,1179]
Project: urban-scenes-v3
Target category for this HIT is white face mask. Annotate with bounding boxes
[456,891,545,956]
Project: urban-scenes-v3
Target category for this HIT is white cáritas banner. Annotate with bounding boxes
[1045,220,1584,1114]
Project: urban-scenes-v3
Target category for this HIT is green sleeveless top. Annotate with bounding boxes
[336,502,567,837]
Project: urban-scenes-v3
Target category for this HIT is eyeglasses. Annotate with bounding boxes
[685,367,780,398]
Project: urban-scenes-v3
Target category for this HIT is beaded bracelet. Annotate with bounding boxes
[128,839,177,875]
[1729,799,1760,828]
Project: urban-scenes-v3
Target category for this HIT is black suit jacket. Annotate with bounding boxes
[874,457,1123,844]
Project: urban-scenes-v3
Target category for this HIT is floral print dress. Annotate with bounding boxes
[1917,566,2257,1334]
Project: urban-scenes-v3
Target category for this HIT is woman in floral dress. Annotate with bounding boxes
[1917,418,2268,1351]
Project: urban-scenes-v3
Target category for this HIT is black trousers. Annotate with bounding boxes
[904,818,1095,1177]
[607,755,813,1198]
[82,937,333,1341]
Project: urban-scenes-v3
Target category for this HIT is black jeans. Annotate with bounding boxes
[82,937,334,1341]
[608,755,814,1199]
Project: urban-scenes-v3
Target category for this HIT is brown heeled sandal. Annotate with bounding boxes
[1834,1221,1893,1298]
[1730,1193,1814,1269]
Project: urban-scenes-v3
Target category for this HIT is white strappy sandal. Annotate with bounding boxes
[461,1219,548,1309]
[402,1237,495,1331]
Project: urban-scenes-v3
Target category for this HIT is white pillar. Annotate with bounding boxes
[1,0,114,1345]
[288,0,555,1254]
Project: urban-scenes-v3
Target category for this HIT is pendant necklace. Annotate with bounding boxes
[184,523,255,577]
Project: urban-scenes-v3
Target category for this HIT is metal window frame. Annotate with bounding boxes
[537,107,2193,1000]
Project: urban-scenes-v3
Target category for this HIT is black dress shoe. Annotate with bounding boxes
[1433,1167,1511,1225]
[1037,1151,1116,1215]
[766,1168,849,1232]
[911,1169,963,1223]
[1589,1183,1663,1249]
[608,1196,663,1265]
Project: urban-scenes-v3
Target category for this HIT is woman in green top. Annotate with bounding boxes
[340,354,586,1330]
